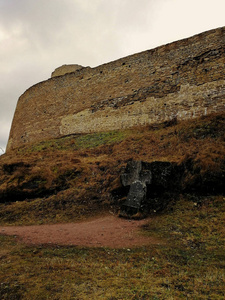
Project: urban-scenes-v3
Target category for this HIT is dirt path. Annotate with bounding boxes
[0,215,161,248]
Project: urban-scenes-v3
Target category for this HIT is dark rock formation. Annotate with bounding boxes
[119,160,183,217]
[120,161,151,214]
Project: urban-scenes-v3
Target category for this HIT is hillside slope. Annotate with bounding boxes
[0,112,224,225]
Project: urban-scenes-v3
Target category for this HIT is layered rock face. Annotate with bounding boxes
[7,26,225,151]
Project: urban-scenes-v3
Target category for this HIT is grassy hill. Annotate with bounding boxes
[0,112,225,299]
[0,112,224,225]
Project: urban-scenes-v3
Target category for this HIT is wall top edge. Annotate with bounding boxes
[19,25,225,98]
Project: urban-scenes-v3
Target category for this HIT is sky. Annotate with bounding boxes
[0,0,225,153]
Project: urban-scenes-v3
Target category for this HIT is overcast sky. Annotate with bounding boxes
[0,0,225,153]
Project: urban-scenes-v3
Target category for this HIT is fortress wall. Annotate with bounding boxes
[7,27,225,151]
[51,64,87,77]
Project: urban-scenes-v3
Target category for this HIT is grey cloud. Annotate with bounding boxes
[0,1,78,50]
[0,120,11,152]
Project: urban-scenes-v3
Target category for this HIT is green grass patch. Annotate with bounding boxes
[75,130,126,149]
[0,195,225,299]
[16,130,127,155]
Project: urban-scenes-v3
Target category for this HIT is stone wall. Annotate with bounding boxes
[6,26,225,151]
[51,64,88,77]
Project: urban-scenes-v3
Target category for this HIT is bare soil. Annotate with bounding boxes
[0,215,162,248]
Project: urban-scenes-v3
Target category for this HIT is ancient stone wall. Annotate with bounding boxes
[7,26,225,151]
[51,64,88,77]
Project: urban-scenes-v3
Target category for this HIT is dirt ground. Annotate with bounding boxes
[0,215,162,248]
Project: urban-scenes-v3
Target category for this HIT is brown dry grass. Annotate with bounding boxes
[0,112,224,225]
[0,112,224,299]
